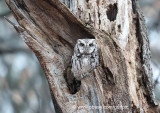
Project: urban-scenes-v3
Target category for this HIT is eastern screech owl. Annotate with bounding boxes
[71,39,99,80]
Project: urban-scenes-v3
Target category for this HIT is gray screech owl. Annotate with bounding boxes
[71,39,99,80]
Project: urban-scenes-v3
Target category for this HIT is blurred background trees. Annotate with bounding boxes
[139,0,160,102]
[0,0,159,113]
[0,0,55,113]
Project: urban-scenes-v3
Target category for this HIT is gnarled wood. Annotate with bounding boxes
[5,0,158,112]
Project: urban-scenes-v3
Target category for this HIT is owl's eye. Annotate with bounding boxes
[89,43,94,47]
[79,43,85,46]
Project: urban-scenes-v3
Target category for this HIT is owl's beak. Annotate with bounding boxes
[83,52,90,55]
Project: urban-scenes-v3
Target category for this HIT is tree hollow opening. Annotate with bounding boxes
[106,3,118,21]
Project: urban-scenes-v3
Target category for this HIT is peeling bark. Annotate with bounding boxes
[5,0,158,113]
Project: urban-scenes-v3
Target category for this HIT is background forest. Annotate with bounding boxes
[0,0,160,113]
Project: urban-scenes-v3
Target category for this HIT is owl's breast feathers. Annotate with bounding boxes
[72,54,97,75]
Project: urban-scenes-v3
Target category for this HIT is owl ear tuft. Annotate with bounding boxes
[77,39,82,43]
[92,39,96,43]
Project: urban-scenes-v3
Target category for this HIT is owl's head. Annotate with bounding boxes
[75,39,97,55]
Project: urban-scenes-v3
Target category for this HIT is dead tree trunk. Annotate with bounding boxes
[5,0,159,112]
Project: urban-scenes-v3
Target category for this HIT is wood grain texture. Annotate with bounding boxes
[5,0,158,112]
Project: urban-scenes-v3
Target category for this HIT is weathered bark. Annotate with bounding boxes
[5,0,159,112]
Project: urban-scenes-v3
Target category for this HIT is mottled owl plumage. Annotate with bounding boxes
[71,39,99,80]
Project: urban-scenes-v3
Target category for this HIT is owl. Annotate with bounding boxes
[71,39,99,80]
